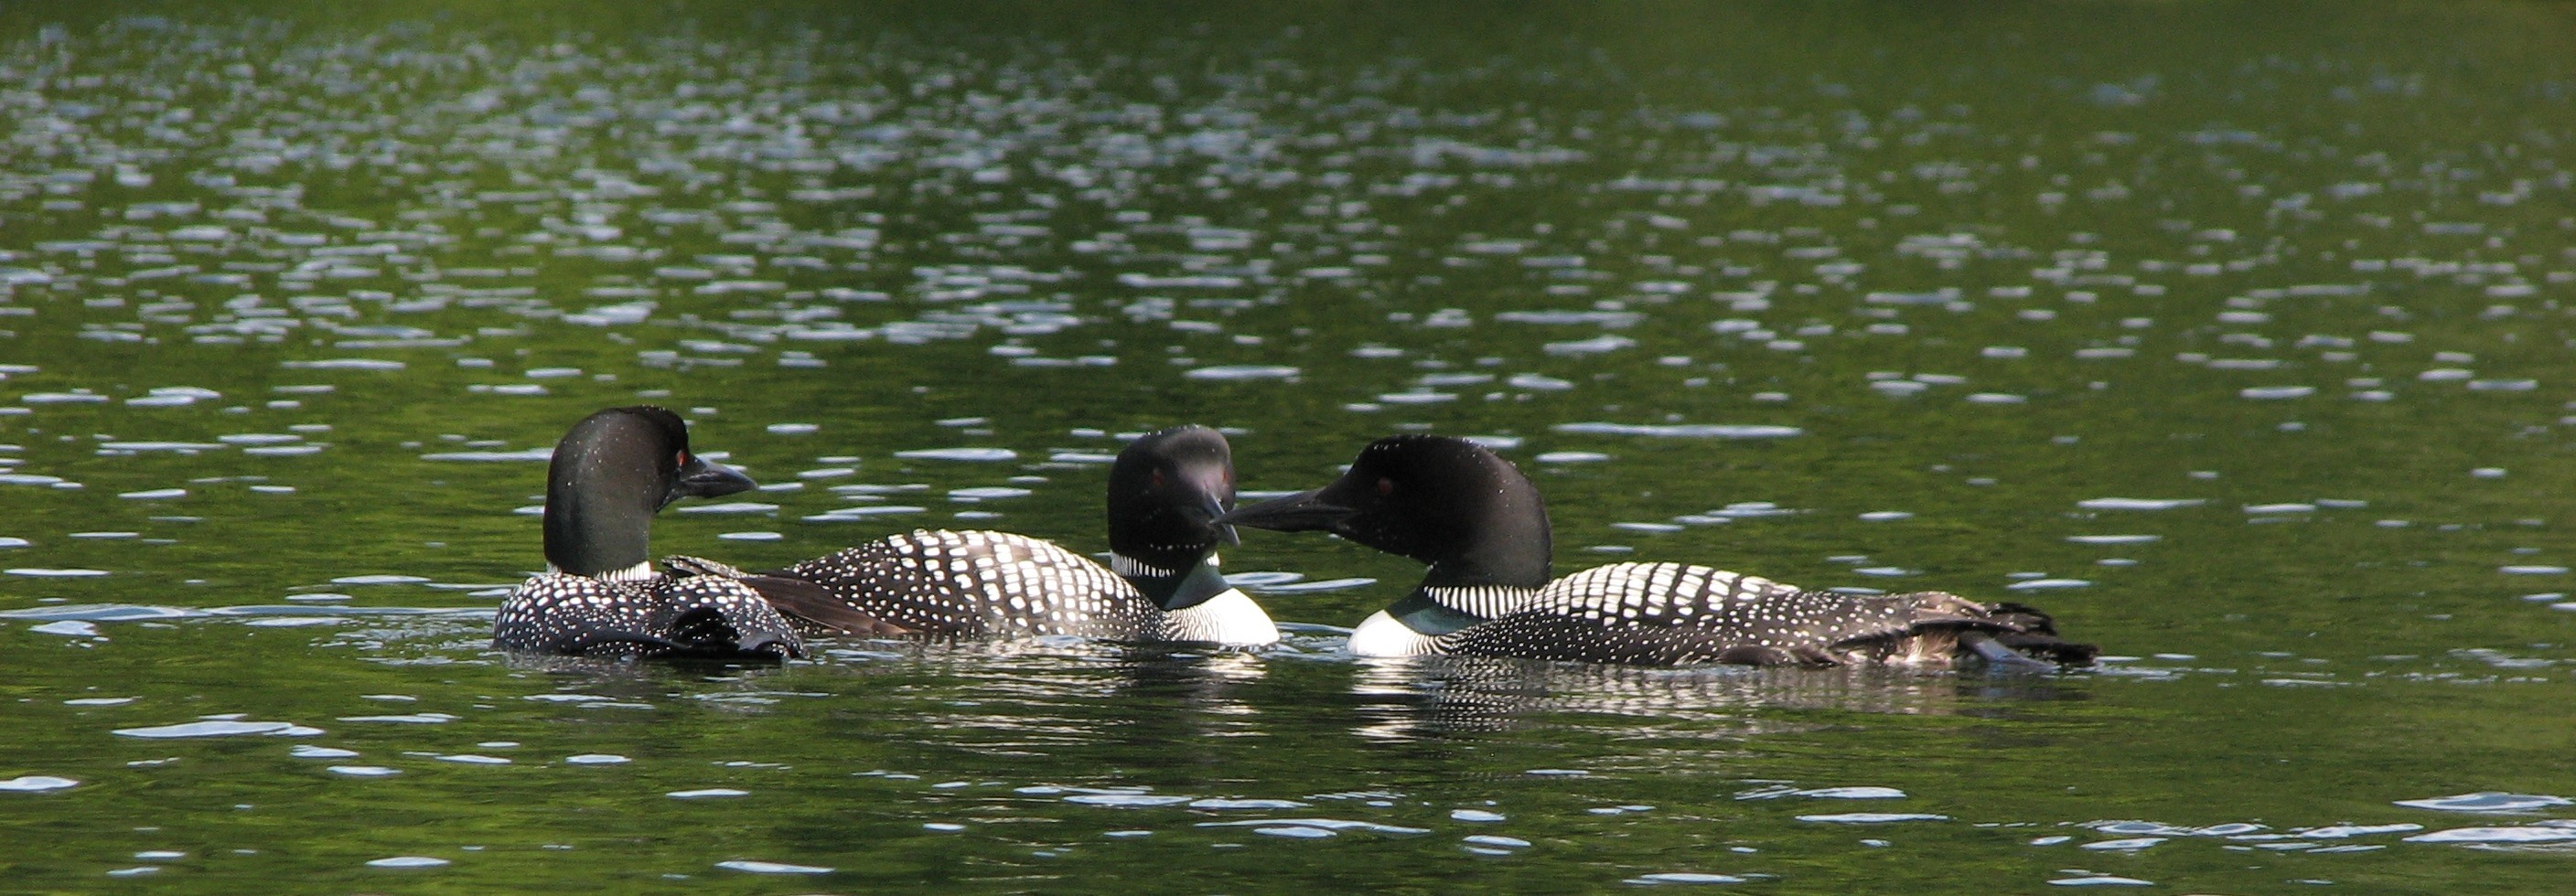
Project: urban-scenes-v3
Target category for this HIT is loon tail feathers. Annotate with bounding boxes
[1880,594,2098,668]
[1970,601,2097,667]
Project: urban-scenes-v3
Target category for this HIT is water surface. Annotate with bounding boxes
[4,1,2575,891]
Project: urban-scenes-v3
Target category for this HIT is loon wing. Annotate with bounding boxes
[653,576,808,658]
[657,604,801,658]
[737,572,918,637]
[661,554,749,578]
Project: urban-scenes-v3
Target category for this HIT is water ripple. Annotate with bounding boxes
[1185,365,1301,381]
[895,447,1018,463]
[2076,497,2206,511]
[0,775,79,792]
[1552,422,1802,439]
[1196,817,1433,836]
[2393,792,2573,813]
[716,860,834,874]
[363,856,449,869]
[1625,872,1754,885]
[1795,812,1948,824]
[114,720,317,739]
[2404,825,2576,845]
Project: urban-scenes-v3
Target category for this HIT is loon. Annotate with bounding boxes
[732,425,1279,645]
[1219,435,2095,668]
[491,406,805,660]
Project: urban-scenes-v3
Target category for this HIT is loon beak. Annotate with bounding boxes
[1203,494,1241,547]
[1216,487,1351,533]
[671,454,757,505]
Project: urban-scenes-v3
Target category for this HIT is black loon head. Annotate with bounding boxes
[1220,434,1552,590]
[1105,425,1239,604]
[541,406,756,577]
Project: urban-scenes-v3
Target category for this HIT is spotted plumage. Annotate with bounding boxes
[494,568,800,658]
[1444,563,2084,667]
[1222,435,2094,669]
[740,425,1278,646]
[764,530,1157,638]
[490,406,802,660]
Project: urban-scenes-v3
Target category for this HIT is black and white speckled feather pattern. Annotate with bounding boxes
[494,570,802,659]
[767,529,1170,640]
[1223,434,2094,668]
[1437,562,2076,667]
[734,425,1276,645]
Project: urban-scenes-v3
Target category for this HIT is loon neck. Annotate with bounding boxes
[1415,497,1552,592]
[1115,550,1234,611]
[544,477,660,577]
[550,560,657,582]
[1390,583,1539,635]
[1422,552,1550,592]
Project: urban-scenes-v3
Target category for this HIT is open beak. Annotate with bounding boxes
[1214,487,1352,534]
[1197,493,1242,547]
[671,454,757,505]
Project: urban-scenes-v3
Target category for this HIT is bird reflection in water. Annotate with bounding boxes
[805,638,1276,755]
[1344,654,2090,742]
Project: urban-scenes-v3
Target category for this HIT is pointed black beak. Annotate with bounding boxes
[1198,493,1241,547]
[1214,487,1352,534]
[670,454,757,505]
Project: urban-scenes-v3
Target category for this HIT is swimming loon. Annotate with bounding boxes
[490,406,805,659]
[1219,434,2094,668]
[733,425,1279,645]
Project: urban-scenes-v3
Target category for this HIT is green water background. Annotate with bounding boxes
[3,1,2574,891]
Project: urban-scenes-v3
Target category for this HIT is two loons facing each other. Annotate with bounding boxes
[493,408,1276,659]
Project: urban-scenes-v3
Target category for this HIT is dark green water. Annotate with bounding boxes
[5,1,2575,891]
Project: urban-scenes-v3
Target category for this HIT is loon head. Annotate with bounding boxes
[1106,424,1240,606]
[1221,434,1552,590]
[541,406,756,577]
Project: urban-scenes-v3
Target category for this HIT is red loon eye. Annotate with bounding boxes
[1151,470,1165,488]
[1375,476,1394,496]
[677,451,692,468]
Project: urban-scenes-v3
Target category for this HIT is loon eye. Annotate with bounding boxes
[1375,476,1394,496]
[1151,470,1165,489]
[676,451,692,469]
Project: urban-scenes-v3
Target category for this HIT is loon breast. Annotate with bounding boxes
[1347,609,1441,657]
[1159,587,1281,645]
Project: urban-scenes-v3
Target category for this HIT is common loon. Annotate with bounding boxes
[733,425,1279,646]
[490,406,805,659]
[1219,434,2094,668]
